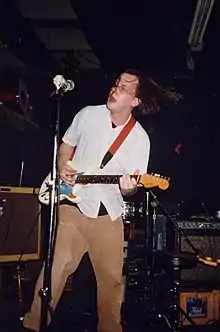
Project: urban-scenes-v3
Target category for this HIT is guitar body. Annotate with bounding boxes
[39,161,96,205]
[39,172,83,205]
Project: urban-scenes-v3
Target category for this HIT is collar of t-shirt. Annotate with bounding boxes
[110,113,132,129]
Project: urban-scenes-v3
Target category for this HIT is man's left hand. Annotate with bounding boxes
[119,170,139,196]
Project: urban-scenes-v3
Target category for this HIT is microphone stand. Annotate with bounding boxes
[39,89,63,332]
[16,130,25,324]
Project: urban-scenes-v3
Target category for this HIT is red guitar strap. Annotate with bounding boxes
[69,146,76,161]
[68,116,136,168]
[100,116,136,169]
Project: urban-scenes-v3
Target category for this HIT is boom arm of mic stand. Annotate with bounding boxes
[148,190,205,258]
[39,92,62,332]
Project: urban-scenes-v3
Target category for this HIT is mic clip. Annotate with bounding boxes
[50,75,75,98]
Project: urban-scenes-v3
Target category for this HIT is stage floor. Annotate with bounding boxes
[1,286,220,332]
[1,255,220,332]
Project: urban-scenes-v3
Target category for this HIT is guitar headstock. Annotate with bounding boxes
[138,173,170,190]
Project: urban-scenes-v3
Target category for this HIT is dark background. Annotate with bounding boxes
[0,0,219,214]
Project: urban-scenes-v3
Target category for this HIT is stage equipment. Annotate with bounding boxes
[143,191,212,331]
[0,186,41,262]
[150,250,198,331]
[188,0,216,51]
[175,219,220,286]
[187,0,216,69]
[180,290,219,326]
[0,76,32,119]
[0,186,41,322]
[122,198,147,303]
[122,202,135,224]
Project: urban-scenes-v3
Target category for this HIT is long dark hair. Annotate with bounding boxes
[124,69,182,115]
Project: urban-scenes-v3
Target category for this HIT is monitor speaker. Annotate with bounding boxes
[178,232,220,285]
[0,186,41,263]
[180,290,220,326]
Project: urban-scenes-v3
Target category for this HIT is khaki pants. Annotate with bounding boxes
[23,204,124,332]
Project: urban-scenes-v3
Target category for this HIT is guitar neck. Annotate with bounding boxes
[75,174,139,184]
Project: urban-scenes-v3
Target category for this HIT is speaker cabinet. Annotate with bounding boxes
[180,290,220,326]
[0,187,41,262]
[177,231,220,285]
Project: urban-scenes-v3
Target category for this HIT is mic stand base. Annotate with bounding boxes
[39,287,53,331]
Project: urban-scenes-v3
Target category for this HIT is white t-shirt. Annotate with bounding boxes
[62,104,150,220]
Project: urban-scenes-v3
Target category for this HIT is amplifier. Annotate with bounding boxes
[180,290,219,326]
[175,220,220,285]
[177,220,220,231]
[0,186,41,263]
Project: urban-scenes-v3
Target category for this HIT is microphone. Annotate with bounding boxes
[53,75,75,93]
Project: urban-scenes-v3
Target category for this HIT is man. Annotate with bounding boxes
[23,69,179,332]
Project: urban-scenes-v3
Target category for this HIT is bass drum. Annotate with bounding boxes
[122,201,145,224]
[122,202,135,224]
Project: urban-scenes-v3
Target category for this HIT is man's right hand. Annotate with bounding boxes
[60,164,77,186]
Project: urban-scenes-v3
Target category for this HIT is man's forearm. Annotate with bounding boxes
[58,143,75,172]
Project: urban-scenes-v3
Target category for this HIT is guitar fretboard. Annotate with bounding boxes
[75,174,139,184]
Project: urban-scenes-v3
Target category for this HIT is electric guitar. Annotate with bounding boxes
[38,162,170,205]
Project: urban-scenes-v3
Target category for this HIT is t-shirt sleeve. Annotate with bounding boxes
[62,107,87,147]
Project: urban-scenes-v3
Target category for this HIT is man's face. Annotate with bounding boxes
[107,73,140,113]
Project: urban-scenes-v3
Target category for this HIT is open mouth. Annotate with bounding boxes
[108,95,116,102]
